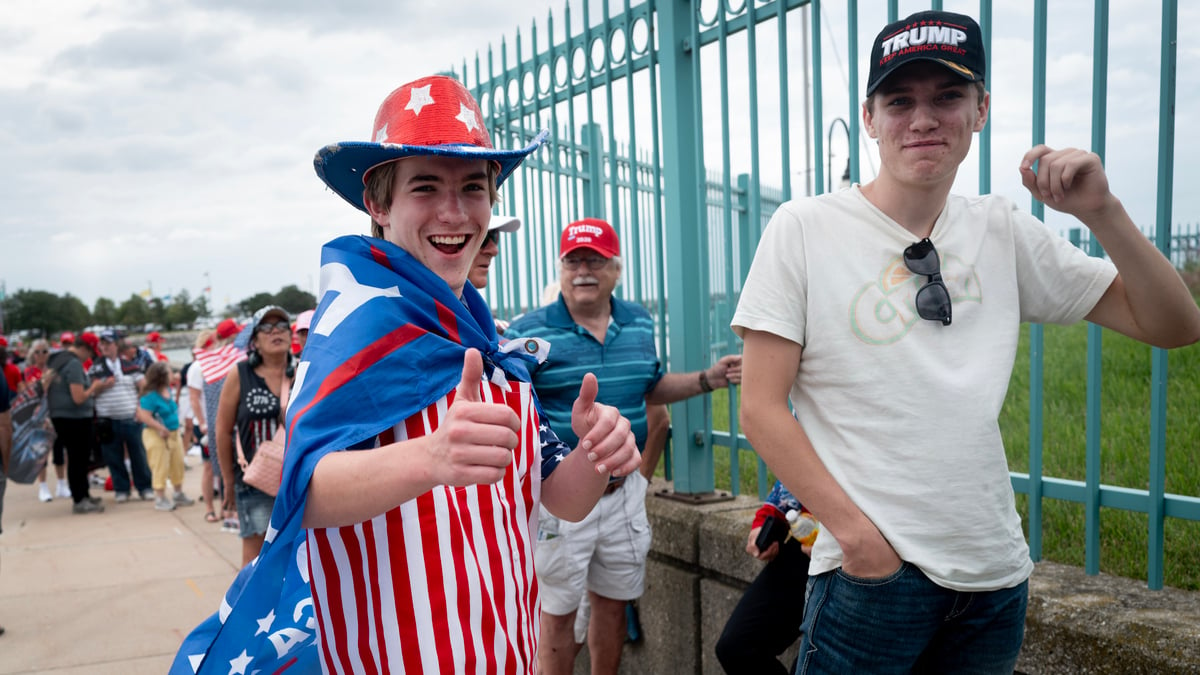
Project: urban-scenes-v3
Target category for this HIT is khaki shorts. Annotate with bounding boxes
[535,471,652,615]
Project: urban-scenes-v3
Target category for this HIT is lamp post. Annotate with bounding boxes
[827,117,851,193]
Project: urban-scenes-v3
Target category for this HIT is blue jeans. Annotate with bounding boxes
[796,563,1028,674]
[100,417,153,495]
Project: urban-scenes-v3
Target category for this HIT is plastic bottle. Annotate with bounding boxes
[785,509,819,546]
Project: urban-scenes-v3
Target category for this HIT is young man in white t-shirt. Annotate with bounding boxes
[732,10,1200,673]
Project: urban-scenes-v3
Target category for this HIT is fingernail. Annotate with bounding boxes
[597,464,608,474]
[587,452,597,462]
[582,440,592,452]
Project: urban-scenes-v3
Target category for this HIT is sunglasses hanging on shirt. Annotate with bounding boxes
[903,238,952,326]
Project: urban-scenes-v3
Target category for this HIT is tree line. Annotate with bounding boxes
[0,284,317,337]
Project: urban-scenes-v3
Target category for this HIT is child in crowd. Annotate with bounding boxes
[136,362,194,511]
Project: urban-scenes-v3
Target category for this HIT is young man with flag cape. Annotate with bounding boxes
[172,75,641,674]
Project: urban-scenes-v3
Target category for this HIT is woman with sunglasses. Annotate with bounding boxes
[469,213,521,335]
[215,305,294,567]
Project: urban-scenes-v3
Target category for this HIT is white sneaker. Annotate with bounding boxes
[56,481,72,499]
[37,483,53,502]
[154,497,177,512]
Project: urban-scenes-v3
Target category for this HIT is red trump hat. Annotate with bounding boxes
[560,218,620,259]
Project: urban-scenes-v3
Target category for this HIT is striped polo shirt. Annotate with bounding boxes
[89,357,144,420]
[506,295,664,450]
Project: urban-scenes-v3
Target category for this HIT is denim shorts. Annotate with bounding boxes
[796,563,1028,674]
[235,479,275,539]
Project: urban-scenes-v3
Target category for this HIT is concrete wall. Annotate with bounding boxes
[569,478,1200,675]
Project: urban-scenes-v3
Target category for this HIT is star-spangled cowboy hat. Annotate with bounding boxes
[314,75,548,213]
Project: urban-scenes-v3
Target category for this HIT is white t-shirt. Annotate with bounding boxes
[186,361,206,424]
[731,186,1117,591]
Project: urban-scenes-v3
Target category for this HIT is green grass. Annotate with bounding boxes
[686,323,1200,590]
[1001,322,1200,590]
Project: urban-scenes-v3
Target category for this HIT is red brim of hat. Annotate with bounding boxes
[314,129,549,213]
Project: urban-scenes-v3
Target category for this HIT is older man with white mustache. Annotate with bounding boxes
[507,217,742,675]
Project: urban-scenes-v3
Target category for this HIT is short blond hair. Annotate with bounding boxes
[365,160,501,238]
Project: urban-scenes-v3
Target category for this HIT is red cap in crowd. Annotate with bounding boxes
[216,318,243,340]
[146,331,163,343]
[0,337,8,348]
[79,332,100,353]
[560,218,621,259]
[60,331,76,345]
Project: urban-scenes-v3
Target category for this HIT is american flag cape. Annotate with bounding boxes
[193,344,247,385]
[172,234,542,675]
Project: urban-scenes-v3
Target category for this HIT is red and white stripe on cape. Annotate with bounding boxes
[307,377,542,675]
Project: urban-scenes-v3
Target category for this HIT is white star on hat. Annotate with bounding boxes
[406,84,435,116]
[375,124,389,143]
[456,102,481,133]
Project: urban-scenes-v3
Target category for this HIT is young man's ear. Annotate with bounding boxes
[973,90,991,132]
[861,100,879,139]
[363,196,389,236]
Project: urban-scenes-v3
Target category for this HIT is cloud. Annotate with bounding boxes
[0,0,1195,315]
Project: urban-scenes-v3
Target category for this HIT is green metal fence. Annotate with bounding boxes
[454,0,1196,589]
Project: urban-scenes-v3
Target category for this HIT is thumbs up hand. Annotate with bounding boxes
[427,348,521,487]
[570,373,641,478]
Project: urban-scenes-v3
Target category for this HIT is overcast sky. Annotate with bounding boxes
[2,0,1195,311]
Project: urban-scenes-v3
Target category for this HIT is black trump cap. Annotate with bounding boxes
[866,10,986,97]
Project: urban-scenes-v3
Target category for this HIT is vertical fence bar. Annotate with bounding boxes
[582,123,605,217]
[846,0,860,184]
[603,0,622,274]
[715,5,738,492]
[978,0,992,193]
[647,0,668,365]
[495,44,519,318]
[584,0,601,222]
[1084,0,1110,578]
[731,0,761,495]
[547,8,565,313]
[519,25,540,312]
[659,0,713,493]
[777,0,792,202]
[565,1,582,254]
[812,0,825,196]
[1147,0,1178,591]
[624,0,644,305]
[1027,0,1048,565]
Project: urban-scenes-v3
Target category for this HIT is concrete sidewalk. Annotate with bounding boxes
[0,455,242,674]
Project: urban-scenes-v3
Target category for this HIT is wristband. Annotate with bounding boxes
[698,370,713,393]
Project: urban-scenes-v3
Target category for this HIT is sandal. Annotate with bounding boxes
[204,511,219,523]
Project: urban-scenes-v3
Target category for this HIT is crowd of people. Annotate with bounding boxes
[5,7,1200,673]
[0,310,316,524]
